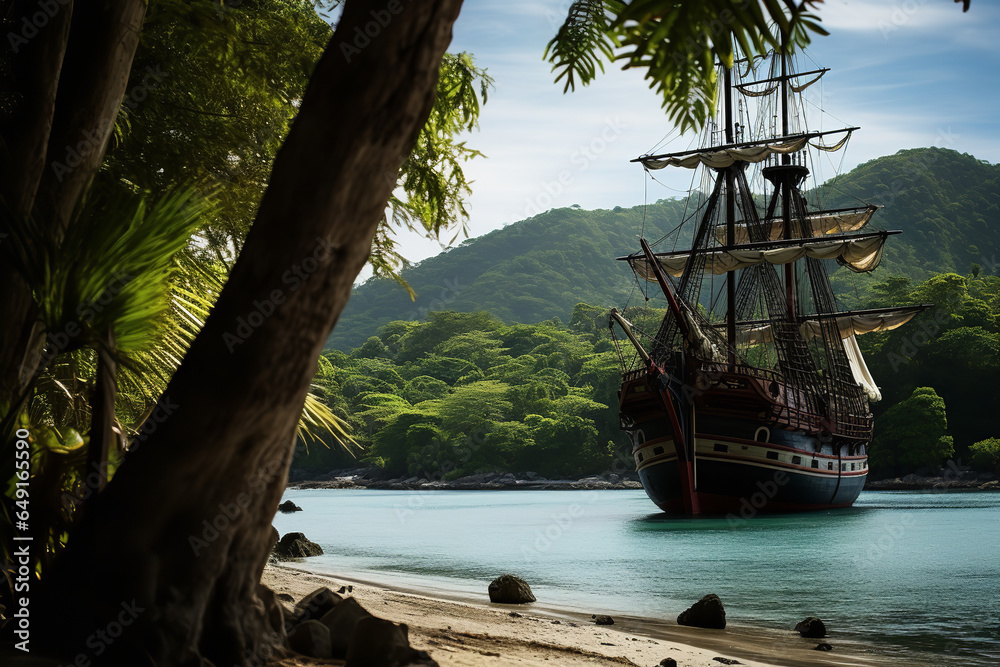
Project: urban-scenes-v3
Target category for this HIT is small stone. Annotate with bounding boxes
[278,500,303,513]
[509,612,522,618]
[276,593,294,602]
[551,620,561,624]
[794,616,827,638]
[594,615,614,625]
[814,643,833,651]
[659,659,678,667]
[712,659,742,665]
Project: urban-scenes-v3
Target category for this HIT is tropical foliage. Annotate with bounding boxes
[545,0,826,131]
[1,0,489,572]
[858,271,1000,464]
[295,308,669,479]
[307,269,999,480]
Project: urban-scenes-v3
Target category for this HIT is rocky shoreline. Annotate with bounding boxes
[288,468,643,491]
[289,466,999,493]
[865,473,998,491]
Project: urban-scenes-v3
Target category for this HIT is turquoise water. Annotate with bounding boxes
[273,489,1000,665]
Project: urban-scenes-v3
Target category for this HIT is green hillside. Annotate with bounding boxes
[328,148,1000,350]
[329,199,692,349]
[817,147,1000,298]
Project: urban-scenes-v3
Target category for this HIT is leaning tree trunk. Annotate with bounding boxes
[35,1,464,665]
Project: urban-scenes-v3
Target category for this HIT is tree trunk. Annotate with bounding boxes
[35,1,464,665]
[0,0,146,417]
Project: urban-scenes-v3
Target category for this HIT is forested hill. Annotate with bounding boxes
[328,198,692,349]
[817,147,1000,294]
[328,147,1000,350]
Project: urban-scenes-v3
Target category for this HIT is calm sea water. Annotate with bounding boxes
[273,489,1000,665]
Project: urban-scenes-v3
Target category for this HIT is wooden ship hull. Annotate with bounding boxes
[620,367,869,515]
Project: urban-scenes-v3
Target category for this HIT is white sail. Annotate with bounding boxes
[630,233,888,279]
[843,334,881,402]
[641,137,809,170]
[714,206,878,244]
[736,308,924,347]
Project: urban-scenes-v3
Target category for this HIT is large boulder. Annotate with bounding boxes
[291,587,344,626]
[346,617,437,666]
[795,616,827,638]
[677,594,726,629]
[273,532,323,560]
[256,584,287,642]
[488,575,536,604]
[320,597,373,657]
[287,619,332,659]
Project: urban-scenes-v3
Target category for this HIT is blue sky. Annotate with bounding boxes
[372,0,1000,272]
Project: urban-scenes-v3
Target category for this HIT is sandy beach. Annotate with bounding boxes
[263,564,890,667]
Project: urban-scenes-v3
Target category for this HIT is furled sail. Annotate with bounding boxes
[714,205,879,244]
[734,306,927,346]
[628,232,890,279]
[641,137,809,170]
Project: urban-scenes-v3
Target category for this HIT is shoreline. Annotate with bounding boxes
[264,563,906,667]
[285,470,1000,491]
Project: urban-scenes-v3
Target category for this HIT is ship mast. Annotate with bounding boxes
[723,55,737,364]
[780,29,796,320]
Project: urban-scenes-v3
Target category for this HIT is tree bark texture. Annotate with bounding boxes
[35,1,464,665]
[0,0,146,413]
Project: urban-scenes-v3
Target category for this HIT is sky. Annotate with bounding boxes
[363,0,1000,277]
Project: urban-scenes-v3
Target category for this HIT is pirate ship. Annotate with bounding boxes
[609,45,927,515]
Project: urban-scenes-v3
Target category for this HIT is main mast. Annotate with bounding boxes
[723,56,737,364]
[779,29,796,320]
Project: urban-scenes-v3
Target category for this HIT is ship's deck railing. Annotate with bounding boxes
[623,362,872,439]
